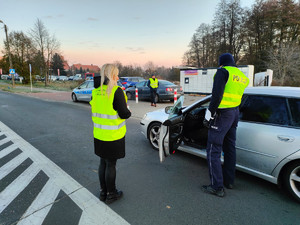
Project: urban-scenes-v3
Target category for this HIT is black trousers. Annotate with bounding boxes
[150,88,157,104]
[98,158,117,193]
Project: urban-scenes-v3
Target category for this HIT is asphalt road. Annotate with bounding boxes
[0,90,299,225]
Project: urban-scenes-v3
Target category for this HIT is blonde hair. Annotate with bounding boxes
[100,64,119,97]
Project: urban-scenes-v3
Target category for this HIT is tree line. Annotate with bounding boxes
[0,19,65,85]
[183,0,300,86]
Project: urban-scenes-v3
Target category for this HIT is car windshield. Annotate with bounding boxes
[168,96,184,118]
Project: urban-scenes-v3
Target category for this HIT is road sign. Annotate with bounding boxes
[9,69,15,74]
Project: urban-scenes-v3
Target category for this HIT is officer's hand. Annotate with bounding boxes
[203,109,213,128]
[203,119,210,128]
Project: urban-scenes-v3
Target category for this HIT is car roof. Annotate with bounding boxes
[244,86,300,98]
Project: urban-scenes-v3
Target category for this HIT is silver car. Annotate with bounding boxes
[72,80,94,102]
[140,87,300,202]
[72,80,125,102]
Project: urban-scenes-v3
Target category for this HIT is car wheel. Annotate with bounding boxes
[126,92,133,100]
[72,93,78,102]
[283,161,300,202]
[155,94,159,103]
[148,122,161,150]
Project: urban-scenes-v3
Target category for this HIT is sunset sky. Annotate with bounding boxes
[0,0,255,68]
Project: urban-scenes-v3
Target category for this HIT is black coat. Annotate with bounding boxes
[94,87,131,159]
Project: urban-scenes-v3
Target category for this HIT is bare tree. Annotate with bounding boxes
[46,34,60,82]
[29,19,49,85]
[267,42,300,86]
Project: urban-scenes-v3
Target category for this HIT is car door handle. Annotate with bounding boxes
[277,135,294,142]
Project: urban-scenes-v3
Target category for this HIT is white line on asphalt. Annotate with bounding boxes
[0,121,130,225]
[18,179,61,225]
[0,136,10,146]
[0,163,40,213]
[0,152,28,180]
[0,142,18,158]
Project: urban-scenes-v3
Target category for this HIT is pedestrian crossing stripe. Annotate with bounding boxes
[0,121,129,225]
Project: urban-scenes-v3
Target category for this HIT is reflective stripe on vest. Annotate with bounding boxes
[90,85,127,141]
[92,113,120,120]
[149,78,158,88]
[217,66,249,108]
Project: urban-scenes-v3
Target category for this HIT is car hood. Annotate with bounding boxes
[143,108,169,123]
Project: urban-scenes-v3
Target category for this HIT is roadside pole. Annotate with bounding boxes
[174,88,177,103]
[135,88,138,103]
[29,64,32,92]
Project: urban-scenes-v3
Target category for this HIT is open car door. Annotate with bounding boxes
[159,97,185,162]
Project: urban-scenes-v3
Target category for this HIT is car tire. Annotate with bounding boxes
[126,92,133,100]
[283,161,300,202]
[147,122,161,151]
[72,93,78,102]
[155,94,159,103]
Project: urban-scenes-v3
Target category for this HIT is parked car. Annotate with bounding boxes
[49,75,58,81]
[1,75,9,80]
[120,77,146,88]
[140,87,300,202]
[73,74,83,81]
[126,80,183,102]
[68,76,74,80]
[58,75,68,81]
[72,80,125,102]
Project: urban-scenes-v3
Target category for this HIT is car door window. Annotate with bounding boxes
[288,98,300,127]
[136,82,145,88]
[239,95,290,126]
[78,82,87,89]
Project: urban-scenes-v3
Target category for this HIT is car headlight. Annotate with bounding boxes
[142,113,147,120]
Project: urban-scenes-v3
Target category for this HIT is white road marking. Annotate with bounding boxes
[18,179,61,225]
[0,163,40,213]
[0,121,129,225]
[0,142,18,158]
[0,153,28,180]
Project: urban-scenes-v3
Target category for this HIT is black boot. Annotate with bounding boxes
[105,190,123,204]
[99,189,107,202]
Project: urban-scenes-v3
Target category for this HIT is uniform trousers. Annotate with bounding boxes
[150,88,157,104]
[206,107,239,190]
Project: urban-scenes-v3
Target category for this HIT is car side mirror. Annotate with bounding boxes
[165,106,173,114]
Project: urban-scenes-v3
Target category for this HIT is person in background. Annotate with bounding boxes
[90,64,131,204]
[202,53,249,197]
[147,74,159,107]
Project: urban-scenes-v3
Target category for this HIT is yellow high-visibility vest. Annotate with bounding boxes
[90,85,127,141]
[149,78,158,88]
[217,66,249,108]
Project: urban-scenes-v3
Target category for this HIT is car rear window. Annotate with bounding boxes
[288,98,300,127]
[159,80,175,86]
[239,95,290,126]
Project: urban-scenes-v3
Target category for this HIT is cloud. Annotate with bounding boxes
[87,17,98,21]
[44,15,64,19]
[133,17,141,20]
[126,47,145,52]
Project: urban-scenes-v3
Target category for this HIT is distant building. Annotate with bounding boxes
[71,64,100,74]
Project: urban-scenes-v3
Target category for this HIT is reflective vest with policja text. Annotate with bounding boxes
[217,66,249,109]
[90,85,127,141]
[149,78,158,88]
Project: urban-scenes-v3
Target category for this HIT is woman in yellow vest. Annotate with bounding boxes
[90,64,131,204]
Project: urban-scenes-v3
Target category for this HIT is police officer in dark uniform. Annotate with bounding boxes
[202,53,249,197]
[147,74,159,107]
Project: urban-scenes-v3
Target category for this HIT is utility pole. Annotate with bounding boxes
[0,20,15,88]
